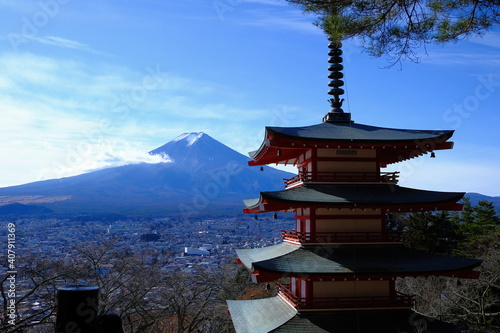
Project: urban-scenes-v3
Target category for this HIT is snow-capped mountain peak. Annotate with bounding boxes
[0,132,295,216]
[148,132,249,172]
[172,132,205,147]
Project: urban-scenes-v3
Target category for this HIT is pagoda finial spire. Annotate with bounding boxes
[323,40,352,123]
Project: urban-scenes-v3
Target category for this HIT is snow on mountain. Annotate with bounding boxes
[171,132,205,147]
[148,132,250,173]
[0,132,498,217]
[0,132,294,217]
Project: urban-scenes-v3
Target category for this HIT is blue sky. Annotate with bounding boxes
[0,0,499,196]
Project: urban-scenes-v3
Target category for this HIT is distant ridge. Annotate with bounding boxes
[0,202,53,216]
[0,132,497,217]
[465,192,500,213]
[0,132,294,217]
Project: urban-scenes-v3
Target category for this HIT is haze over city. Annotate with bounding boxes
[0,0,499,196]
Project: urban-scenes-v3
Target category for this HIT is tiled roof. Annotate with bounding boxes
[227,296,297,333]
[247,121,456,166]
[270,309,465,332]
[244,185,464,210]
[237,243,481,276]
[266,122,453,143]
[228,297,467,332]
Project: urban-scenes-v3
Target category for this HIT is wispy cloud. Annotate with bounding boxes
[423,50,500,68]
[0,1,34,11]
[469,32,500,50]
[392,156,500,197]
[245,0,288,6]
[0,52,176,184]
[422,35,500,68]
[0,51,294,186]
[41,36,106,54]
[236,7,319,34]
[37,140,172,181]
[6,34,107,55]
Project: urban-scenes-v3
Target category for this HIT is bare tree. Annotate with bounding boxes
[159,268,221,333]
[74,237,174,333]
[397,249,500,332]
[0,253,81,332]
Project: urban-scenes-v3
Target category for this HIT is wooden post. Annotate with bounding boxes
[55,285,99,333]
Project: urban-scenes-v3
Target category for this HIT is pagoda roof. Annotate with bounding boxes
[272,307,462,333]
[249,122,455,166]
[271,310,464,333]
[243,184,464,213]
[227,295,297,333]
[267,122,453,143]
[228,297,469,332]
[236,243,481,279]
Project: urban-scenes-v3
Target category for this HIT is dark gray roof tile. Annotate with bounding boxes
[237,243,481,276]
[227,296,297,333]
[244,185,464,210]
[267,122,453,143]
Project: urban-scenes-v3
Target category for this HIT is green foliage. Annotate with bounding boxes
[396,198,500,332]
[400,198,500,257]
[403,211,459,255]
[285,0,500,63]
[453,198,500,257]
[319,14,355,42]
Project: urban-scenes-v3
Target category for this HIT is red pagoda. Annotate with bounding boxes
[226,42,482,333]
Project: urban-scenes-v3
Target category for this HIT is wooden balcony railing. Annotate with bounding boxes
[275,283,299,306]
[284,171,399,188]
[281,230,404,244]
[276,283,414,310]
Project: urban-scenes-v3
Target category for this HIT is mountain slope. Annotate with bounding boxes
[465,192,500,213]
[0,132,294,216]
[3,132,496,217]
[149,132,250,172]
[0,203,53,216]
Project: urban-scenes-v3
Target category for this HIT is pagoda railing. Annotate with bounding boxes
[276,283,414,310]
[281,230,404,244]
[276,282,299,306]
[284,171,399,188]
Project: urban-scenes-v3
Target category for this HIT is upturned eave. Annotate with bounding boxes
[243,185,465,214]
[235,243,482,283]
[248,124,455,166]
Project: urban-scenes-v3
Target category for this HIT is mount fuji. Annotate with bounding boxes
[0,133,294,217]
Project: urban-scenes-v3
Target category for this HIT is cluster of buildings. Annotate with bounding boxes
[0,213,294,329]
[5,214,294,272]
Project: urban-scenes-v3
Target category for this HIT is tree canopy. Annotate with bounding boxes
[398,197,500,257]
[285,0,500,63]
[396,199,500,331]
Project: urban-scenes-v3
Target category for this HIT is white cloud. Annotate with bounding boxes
[469,32,500,50]
[245,0,288,6]
[0,51,275,186]
[422,37,500,68]
[36,140,171,181]
[0,1,35,11]
[0,53,176,185]
[386,157,500,197]
[2,34,108,55]
[40,35,107,55]
[236,7,319,34]
[424,51,500,68]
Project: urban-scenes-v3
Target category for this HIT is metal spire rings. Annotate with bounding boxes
[328,41,344,113]
[323,41,351,123]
